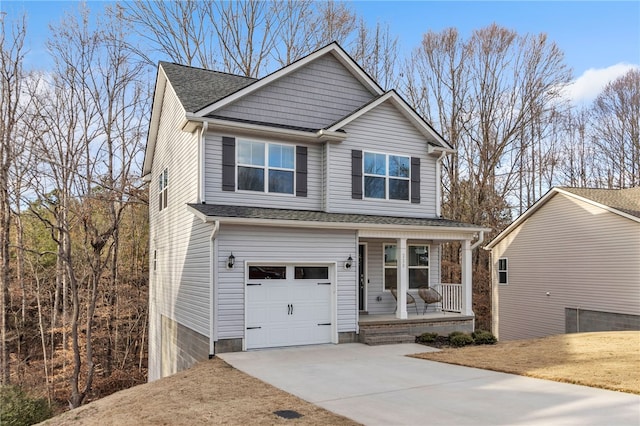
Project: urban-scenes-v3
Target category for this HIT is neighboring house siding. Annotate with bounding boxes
[215,225,358,340]
[362,239,441,315]
[493,193,640,341]
[328,102,438,217]
[204,132,323,210]
[148,85,211,380]
[214,54,375,129]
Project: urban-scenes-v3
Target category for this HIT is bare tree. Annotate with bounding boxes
[0,11,29,385]
[590,69,640,188]
[352,20,399,90]
[122,0,215,68]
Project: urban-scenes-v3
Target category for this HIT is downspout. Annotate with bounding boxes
[199,122,208,204]
[435,151,447,217]
[209,220,220,357]
[470,230,485,250]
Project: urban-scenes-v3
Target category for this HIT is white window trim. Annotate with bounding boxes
[236,138,296,195]
[383,244,429,291]
[498,258,508,285]
[363,150,410,201]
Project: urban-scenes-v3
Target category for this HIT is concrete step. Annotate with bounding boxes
[359,326,410,337]
[363,334,416,346]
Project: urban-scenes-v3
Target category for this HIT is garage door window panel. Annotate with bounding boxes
[248,266,287,280]
[294,266,329,280]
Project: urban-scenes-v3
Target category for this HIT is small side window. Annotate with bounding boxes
[158,168,168,211]
[498,258,508,285]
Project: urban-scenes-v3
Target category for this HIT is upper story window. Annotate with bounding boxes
[363,152,410,201]
[158,168,168,211]
[498,258,508,284]
[237,140,295,194]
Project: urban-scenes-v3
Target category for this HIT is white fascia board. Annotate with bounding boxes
[327,91,454,152]
[554,187,640,224]
[187,205,489,236]
[486,186,640,250]
[142,66,170,178]
[181,115,348,143]
[194,43,384,117]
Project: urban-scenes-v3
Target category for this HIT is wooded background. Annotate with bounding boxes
[1,0,638,413]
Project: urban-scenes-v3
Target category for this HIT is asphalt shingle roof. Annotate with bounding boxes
[160,61,256,113]
[561,187,640,219]
[188,203,485,229]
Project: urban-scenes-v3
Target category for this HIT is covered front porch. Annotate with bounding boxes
[355,225,489,344]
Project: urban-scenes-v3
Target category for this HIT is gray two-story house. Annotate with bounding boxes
[143,42,488,381]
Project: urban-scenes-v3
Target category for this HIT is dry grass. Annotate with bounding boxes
[411,331,640,394]
[42,358,359,425]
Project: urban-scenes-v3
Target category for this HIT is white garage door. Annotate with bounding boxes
[246,265,332,350]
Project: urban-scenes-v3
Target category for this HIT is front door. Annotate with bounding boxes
[358,244,366,311]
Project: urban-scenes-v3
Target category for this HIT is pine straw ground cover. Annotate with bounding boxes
[411,331,640,395]
[42,358,359,426]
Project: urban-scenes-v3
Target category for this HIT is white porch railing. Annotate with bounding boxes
[439,283,463,313]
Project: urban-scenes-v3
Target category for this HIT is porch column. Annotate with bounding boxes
[396,238,408,319]
[461,239,473,316]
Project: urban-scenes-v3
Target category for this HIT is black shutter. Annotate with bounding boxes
[411,157,420,204]
[351,150,363,199]
[222,137,235,191]
[296,146,308,197]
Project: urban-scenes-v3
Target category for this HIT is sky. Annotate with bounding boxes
[2,0,639,105]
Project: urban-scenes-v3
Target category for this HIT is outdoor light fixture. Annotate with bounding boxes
[227,253,235,269]
[345,255,353,270]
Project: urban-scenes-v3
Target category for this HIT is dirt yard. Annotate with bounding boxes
[42,331,639,425]
[42,358,359,425]
[411,331,640,394]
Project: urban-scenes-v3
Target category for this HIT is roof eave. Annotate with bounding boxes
[181,115,348,143]
[187,205,490,235]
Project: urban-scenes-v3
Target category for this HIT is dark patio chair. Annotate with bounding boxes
[418,286,442,314]
[390,287,419,315]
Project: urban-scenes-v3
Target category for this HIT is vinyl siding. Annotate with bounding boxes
[328,102,438,217]
[148,84,211,380]
[492,193,640,341]
[214,54,375,129]
[362,239,441,315]
[216,225,358,339]
[204,133,323,210]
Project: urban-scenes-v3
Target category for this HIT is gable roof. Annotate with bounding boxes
[485,186,640,249]
[143,42,453,177]
[327,90,453,151]
[160,62,256,113]
[194,42,384,117]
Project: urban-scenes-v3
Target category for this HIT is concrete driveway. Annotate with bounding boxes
[218,343,640,426]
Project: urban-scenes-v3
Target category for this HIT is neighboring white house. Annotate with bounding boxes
[142,42,488,381]
[486,186,640,341]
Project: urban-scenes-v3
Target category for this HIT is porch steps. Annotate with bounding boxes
[359,325,416,346]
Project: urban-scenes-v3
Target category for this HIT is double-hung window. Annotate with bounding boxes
[237,140,295,194]
[158,168,168,211]
[384,244,430,290]
[363,152,410,200]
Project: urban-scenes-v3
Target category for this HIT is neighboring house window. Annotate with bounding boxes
[237,140,295,194]
[158,168,168,211]
[384,244,429,290]
[498,258,508,284]
[364,152,410,200]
